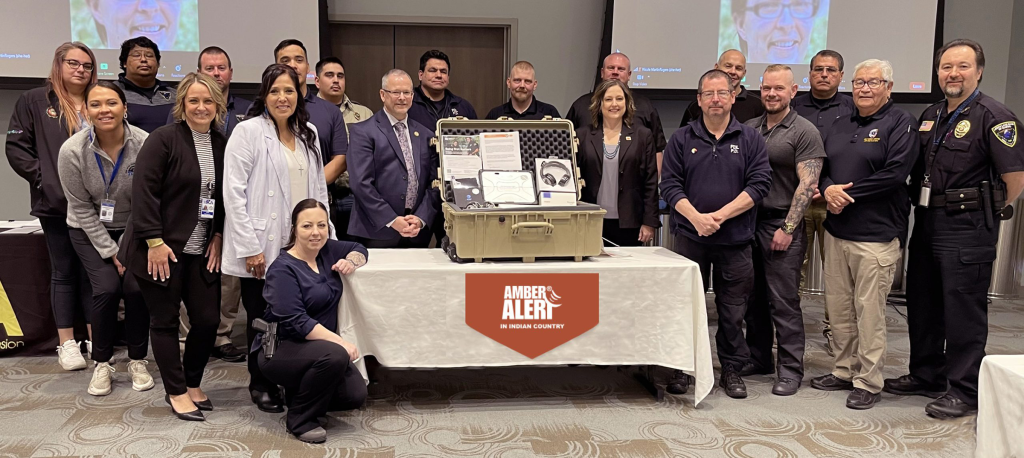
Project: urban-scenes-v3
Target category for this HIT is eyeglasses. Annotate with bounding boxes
[811,66,840,74]
[128,51,156,60]
[745,1,819,19]
[699,90,733,100]
[852,79,888,89]
[64,59,94,72]
[382,89,413,98]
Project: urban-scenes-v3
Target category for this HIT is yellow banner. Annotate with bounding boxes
[0,278,25,337]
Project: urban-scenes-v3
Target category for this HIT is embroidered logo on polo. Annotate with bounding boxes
[993,121,1017,147]
[869,129,878,138]
[159,91,172,100]
[46,107,58,119]
[730,144,739,154]
[126,164,135,177]
[955,120,971,138]
[452,108,460,116]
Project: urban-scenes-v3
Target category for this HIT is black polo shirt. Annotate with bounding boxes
[822,100,919,244]
[485,97,560,120]
[913,91,1024,194]
[680,86,765,127]
[792,92,856,137]
[566,92,667,151]
[660,115,772,245]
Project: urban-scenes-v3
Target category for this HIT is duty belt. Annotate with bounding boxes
[928,187,1006,209]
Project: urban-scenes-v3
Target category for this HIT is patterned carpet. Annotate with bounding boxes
[1,295,1022,458]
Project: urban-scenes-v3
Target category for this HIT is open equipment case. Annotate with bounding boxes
[432,117,606,263]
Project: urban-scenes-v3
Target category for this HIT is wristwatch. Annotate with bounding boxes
[782,222,797,235]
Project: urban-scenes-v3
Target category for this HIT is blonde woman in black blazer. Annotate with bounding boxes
[576,79,660,247]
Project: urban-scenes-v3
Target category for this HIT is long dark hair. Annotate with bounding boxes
[589,79,635,129]
[285,198,331,248]
[86,80,127,106]
[247,64,319,155]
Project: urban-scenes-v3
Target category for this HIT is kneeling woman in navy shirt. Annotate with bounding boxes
[255,198,368,443]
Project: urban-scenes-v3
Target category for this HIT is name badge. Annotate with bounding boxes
[200,199,215,220]
[99,199,116,223]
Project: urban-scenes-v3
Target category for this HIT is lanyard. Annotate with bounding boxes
[924,89,980,184]
[94,147,126,199]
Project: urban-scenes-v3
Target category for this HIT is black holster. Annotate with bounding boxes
[252,318,278,360]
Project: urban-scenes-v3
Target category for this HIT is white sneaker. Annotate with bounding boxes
[57,339,87,371]
[127,360,155,391]
[88,362,114,396]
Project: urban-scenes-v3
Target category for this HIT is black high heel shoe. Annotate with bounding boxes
[165,394,205,421]
[192,398,214,411]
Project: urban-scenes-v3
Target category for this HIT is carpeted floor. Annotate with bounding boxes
[1,295,1022,458]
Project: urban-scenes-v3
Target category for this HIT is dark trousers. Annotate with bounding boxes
[602,219,642,247]
[136,254,219,395]
[906,208,997,405]
[258,339,367,435]
[332,194,354,241]
[744,216,808,379]
[38,216,91,328]
[240,278,277,394]
[672,234,753,371]
[68,228,148,362]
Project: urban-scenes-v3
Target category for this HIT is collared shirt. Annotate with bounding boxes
[115,73,177,134]
[822,100,919,244]
[660,115,772,245]
[567,92,667,151]
[408,86,478,132]
[485,96,561,120]
[745,109,826,211]
[320,93,373,138]
[680,86,766,128]
[913,91,1024,194]
[792,92,857,137]
[304,90,348,165]
[384,109,414,162]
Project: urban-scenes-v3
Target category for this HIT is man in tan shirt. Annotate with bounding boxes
[315,57,373,240]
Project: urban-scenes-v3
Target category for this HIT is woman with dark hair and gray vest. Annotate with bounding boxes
[6,42,98,371]
[57,81,154,396]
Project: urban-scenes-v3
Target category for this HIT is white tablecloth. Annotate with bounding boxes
[339,246,714,405]
[977,355,1024,458]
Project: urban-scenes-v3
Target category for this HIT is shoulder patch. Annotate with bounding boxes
[992,121,1017,147]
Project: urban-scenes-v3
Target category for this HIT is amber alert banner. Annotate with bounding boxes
[465,273,599,358]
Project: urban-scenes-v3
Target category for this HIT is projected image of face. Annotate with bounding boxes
[731,0,825,64]
[73,0,198,51]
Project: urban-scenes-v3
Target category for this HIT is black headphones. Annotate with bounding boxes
[541,160,572,187]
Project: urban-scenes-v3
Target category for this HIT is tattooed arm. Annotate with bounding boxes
[785,158,824,227]
[770,158,823,251]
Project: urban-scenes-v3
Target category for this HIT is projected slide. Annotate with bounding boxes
[720,0,830,65]
[612,0,939,93]
[0,0,319,83]
[70,0,199,52]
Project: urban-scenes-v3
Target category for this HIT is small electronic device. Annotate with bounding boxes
[480,170,538,205]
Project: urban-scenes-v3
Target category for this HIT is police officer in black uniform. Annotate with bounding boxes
[884,39,1024,419]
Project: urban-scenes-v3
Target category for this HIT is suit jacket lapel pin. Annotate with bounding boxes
[625,136,631,141]
[413,131,420,137]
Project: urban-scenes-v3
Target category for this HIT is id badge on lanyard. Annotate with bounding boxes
[200,180,215,220]
[99,199,116,222]
[95,149,125,222]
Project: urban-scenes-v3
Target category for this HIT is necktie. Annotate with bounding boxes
[394,122,418,209]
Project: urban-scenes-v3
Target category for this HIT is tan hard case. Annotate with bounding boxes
[433,117,605,263]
